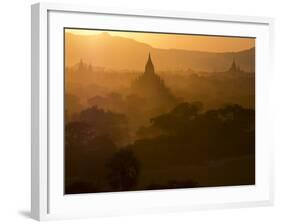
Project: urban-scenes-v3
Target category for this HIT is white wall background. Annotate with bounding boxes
[0,0,280,223]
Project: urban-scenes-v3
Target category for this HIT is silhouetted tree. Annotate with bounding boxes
[150,102,203,135]
[65,121,94,150]
[79,106,130,146]
[107,149,140,191]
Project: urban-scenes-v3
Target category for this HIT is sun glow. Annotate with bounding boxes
[66,28,254,52]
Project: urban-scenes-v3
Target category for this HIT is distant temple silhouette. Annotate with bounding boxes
[145,53,155,75]
[228,58,241,73]
[131,53,177,110]
[78,59,92,72]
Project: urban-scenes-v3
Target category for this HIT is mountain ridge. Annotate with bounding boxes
[65,32,255,73]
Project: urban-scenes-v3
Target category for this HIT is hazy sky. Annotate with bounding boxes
[66,29,255,53]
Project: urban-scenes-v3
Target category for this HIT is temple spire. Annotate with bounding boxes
[229,57,237,72]
[145,52,155,75]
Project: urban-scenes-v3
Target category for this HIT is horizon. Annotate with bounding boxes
[66,29,255,53]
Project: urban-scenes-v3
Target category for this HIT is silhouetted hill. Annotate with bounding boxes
[65,32,255,73]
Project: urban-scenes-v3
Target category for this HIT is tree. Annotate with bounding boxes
[150,102,203,135]
[79,106,129,146]
[107,149,140,191]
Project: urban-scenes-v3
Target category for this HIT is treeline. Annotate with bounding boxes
[65,102,255,194]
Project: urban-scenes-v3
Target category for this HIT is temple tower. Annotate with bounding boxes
[145,53,155,75]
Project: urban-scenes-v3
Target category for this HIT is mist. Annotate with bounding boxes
[64,30,255,194]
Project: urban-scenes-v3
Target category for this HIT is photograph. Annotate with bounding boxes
[64,28,255,194]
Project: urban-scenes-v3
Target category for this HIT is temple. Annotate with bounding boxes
[145,53,155,75]
[229,58,241,73]
[131,53,177,111]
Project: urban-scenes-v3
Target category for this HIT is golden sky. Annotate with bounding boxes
[66,29,255,53]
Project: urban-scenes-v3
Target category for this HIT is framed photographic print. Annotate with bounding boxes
[31,2,274,221]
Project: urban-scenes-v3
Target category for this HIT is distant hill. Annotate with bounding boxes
[65,32,255,73]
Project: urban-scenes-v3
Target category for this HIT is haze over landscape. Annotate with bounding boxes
[68,29,254,52]
[65,30,255,72]
[64,29,255,194]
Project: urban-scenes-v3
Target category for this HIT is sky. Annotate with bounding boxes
[66,29,255,53]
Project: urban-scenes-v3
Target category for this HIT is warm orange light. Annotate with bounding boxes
[65,29,254,53]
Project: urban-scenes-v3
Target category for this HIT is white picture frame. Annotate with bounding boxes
[31,2,274,221]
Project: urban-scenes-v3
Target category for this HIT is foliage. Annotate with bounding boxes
[65,101,255,194]
[107,149,140,191]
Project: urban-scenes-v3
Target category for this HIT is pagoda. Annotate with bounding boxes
[131,53,177,110]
